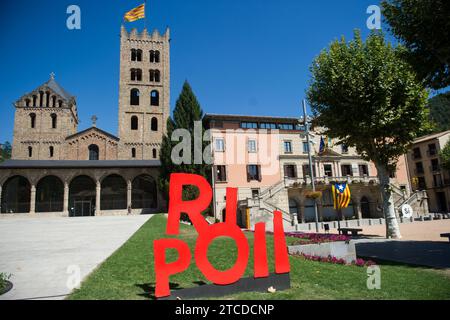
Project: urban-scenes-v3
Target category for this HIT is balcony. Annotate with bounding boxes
[286,176,380,187]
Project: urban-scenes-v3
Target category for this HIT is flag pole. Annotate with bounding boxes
[144,0,147,30]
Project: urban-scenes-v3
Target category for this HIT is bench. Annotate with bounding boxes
[441,233,450,243]
[338,228,363,236]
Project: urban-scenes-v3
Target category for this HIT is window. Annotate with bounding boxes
[52,96,56,108]
[324,164,333,177]
[153,148,158,159]
[49,146,54,158]
[25,99,30,107]
[131,69,142,81]
[341,144,349,154]
[131,116,139,130]
[389,169,397,179]
[302,142,310,154]
[30,113,36,128]
[151,117,158,131]
[88,145,99,160]
[428,144,437,156]
[131,49,142,62]
[359,164,369,176]
[58,100,63,108]
[32,95,37,107]
[417,177,426,190]
[28,146,33,158]
[284,141,293,154]
[248,139,257,153]
[247,165,261,182]
[278,124,294,130]
[341,165,352,176]
[132,148,136,158]
[215,138,225,152]
[433,174,443,187]
[415,162,424,175]
[150,90,159,106]
[284,165,297,178]
[150,69,161,82]
[51,113,57,129]
[130,89,140,106]
[413,147,422,159]
[215,165,227,182]
[260,123,277,129]
[252,189,260,199]
[150,50,160,63]
[241,122,258,129]
[302,164,316,178]
[431,159,440,172]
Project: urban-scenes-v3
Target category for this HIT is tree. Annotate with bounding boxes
[307,30,429,239]
[158,81,211,212]
[0,142,11,163]
[428,92,450,132]
[440,140,450,171]
[382,0,450,89]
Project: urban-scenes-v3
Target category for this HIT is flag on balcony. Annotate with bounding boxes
[124,3,146,22]
[319,136,326,153]
[332,182,351,210]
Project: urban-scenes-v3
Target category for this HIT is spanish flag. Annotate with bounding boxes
[124,3,145,22]
[332,182,351,210]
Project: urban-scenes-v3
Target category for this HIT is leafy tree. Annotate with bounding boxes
[0,142,11,163]
[382,0,450,89]
[440,140,450,171]
[159,81,211,213]
[307,30,429,239]
[428,92,450,132]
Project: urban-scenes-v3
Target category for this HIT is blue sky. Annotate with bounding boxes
[0,0,388,142]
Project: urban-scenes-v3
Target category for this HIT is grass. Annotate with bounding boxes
[68,215,450,300]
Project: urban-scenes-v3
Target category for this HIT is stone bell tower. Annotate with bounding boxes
[117,26,171,160]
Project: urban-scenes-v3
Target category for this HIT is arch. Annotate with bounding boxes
[49,146,54,158]
[130,88,140,106]
[131,116,139,130]
[132,175,157,209]
[32,95,37,107]
[150,50,160,63]
[39,91,44,106]
[150,69,161,82]
[151,117,158,131]
[88,144,99,160]
[36,176,64,213]
[51,113,57,129]
[361,196,371,219]
[69,175,96,217]
[1,176,31,214]
[132,148,136,158]
[131,49,142,62]
[46,91,50,107]
[52,96,56,108]
[25,98,31,107]
[58,100,63,108]
[101,174,127,210]
[152,148,158,159]
[150,90,159,106]
[30,113,36,128]
[131,68,142,81]
[28,146,33,158]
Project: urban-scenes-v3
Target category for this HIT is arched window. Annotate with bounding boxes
[130,89,140,106]
[36,176,64,213]
[32,95,37,107]
[101,175,127,210]
[150,90,159,106]
[131,116,138,130]
[131,69,142,81]
[151,117,158,131]
[39,91,44,107]
[150,50,160,63]
[52,96,56,108]
[131,49,142,62]
[30,113,36,128]
[132,175,157,209]
[46,91,50,107]
[1,176,31,214]
[51,113,57,129]
[88,144,99,160]
[69,176,96,217]
[49,146,54,158]
[155,70,161,82]
[25,99,30,107]
[28,146,33,158]
[152,148,157,159]
[132,148,136,158]
[58,100,63,108]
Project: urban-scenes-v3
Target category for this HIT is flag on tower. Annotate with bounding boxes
[124,3,146,22]
[332,182,351,210]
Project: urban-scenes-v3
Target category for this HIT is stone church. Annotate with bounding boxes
[0,26,170,217]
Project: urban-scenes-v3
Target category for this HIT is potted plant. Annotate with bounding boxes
[305,191,323,200]
[0,273,12,296]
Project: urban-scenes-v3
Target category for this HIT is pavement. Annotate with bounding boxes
[0,215,153,300]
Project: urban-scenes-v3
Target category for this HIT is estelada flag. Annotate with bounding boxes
[332,182,351,210]
[124,3,145,22]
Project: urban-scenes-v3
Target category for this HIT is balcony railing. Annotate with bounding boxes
[286,176,380,187]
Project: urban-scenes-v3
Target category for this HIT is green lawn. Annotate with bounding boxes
[68,215,450,300]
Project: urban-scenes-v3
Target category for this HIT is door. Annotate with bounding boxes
[436,192,448,213]
[73,200,93,217]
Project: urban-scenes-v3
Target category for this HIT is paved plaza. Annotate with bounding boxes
[0,215,152,300]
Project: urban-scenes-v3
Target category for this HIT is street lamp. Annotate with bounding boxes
[302,100,320,233]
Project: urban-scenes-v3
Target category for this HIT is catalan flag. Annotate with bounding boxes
[332,182,351,210]
[124,3,145,22]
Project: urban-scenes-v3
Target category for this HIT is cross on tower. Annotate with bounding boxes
[91,115,98,127]
[50,72,55,80]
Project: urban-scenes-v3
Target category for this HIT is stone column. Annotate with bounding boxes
[127,180,132,211]
[355,201,363,220]
[300,204,306,224]
[95,181,101,216]
[30,185,36,215]
[63,182,69,217]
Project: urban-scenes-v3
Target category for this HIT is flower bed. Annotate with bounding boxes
[292,253,376,267]
[286,232,351,245]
